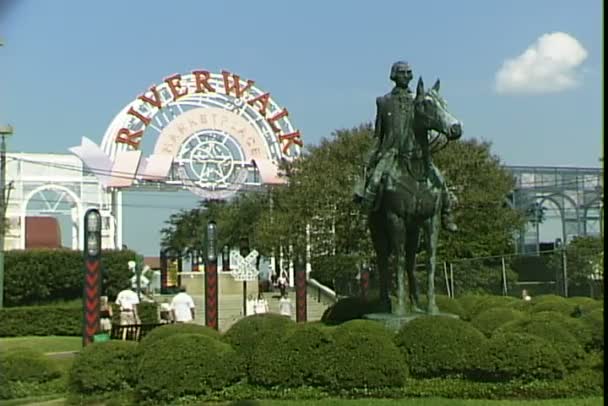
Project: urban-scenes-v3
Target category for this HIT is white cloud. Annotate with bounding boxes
[495,32,588,94]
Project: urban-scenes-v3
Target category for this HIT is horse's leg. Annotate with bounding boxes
[405,225,422,312]
[385,212,406,316]
[369,212,391,312]
[423,212,441,314]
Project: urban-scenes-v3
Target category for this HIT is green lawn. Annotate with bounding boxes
[0,336,81,354]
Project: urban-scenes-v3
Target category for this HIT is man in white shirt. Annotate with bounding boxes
[170,287,196,323]
[115,288,140,325]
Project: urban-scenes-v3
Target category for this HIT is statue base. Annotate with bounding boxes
[363,311,459,332]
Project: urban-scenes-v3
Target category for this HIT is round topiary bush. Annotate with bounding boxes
[580,308,604,352]
[471,307,526,337]
[223,313,295,373]
[331,320,407,390]
[69,341,138,394]
[455,294,486,321]
[529,299,577,316]
[473,332,566,382]
[249,323,336,388]
[435,295,466,318]
[139,323,221,354]
[496,317,587,371]
[528,311,592,350]
[568,296,603,313]
[0,349,61,384]
[136,333,243,402]
[394,315,486,378]
[467,296,519,320]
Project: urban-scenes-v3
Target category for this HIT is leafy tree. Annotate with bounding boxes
[547,235,604,297]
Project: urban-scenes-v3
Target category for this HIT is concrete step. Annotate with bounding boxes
[154,289,332,332]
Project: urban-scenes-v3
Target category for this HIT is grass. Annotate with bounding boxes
[0,336,81,354]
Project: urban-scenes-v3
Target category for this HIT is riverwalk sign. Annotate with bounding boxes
[71,69,302,199]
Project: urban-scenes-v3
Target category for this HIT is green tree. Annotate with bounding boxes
[548,235,604,297]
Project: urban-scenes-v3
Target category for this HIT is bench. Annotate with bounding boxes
[110,323,163,341]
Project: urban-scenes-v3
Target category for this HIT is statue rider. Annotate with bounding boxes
[353,61,458,232]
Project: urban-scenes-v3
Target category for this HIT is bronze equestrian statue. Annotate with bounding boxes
[354,61,463,315]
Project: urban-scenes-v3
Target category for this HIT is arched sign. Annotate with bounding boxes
[97,70,303,199]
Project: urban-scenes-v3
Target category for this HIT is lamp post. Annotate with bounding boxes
[555,238,568,297]
[205,221,218,329]
[0,124,13,309]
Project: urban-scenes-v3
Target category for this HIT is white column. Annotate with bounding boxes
[112,189,123,250]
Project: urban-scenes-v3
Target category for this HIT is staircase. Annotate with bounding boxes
[154,287,332,332]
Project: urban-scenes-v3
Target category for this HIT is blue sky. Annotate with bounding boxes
[0,0,602,255]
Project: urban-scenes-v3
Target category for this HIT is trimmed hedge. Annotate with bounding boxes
[249,323,336,388]
[529,300,577,316]
[467,296,519,320]
[496,317,587,371]
[136,333,243,402]
[69,340,139,394]
[331,320,408,390]
[139,323,221,354]
[135,302,159,324]
[394,315,486,378]
[472,332,566,382]
[0,304,81,337]
[528,311,593,350]
[568,296,603,312]
[223,313,295,373]
[434,295,466,318]
[0,349,61,384]
[579,308,604,352]
[4,249,138,307]
[471,307,526,337]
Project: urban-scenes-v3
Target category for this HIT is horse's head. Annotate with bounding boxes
[414,78,463,141]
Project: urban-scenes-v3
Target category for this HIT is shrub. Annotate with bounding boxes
[4,249,137,307]
[320,297,383,325]
[0,304,81,337]
[529,299,577,316]
[394,315,486,378]
[0,349,61,384]
[471,307,526,337]
[139,323,220,354]
[579,308,604,352]
[528,311,592,350]
[136,333,243,402]
[467,296,519,319]
[472,332,566,382]
[331,320,407,390]
[568,296,602,311]
[69,341,139,394]
[135,301,159,324]
[249,323,336,388]
[223,313,295,373]
[455,294,486,320]
[496,317,587,371]
[434,295,466,318]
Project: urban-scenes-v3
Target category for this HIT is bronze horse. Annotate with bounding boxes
[368,78,463,316]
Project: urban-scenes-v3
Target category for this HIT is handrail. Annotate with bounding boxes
[307,278,337,305]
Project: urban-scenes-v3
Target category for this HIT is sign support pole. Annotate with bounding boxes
[83,209,102,347]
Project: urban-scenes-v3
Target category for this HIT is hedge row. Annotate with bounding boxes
[0,304,81,337]
[4,249,138,307]
[0,301,161,337]
[62,310,604,403]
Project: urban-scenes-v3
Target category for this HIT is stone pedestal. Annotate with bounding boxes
[363,311,459,331]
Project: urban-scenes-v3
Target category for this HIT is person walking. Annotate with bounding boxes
[278,293,293,317]
[170,287,196,323]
